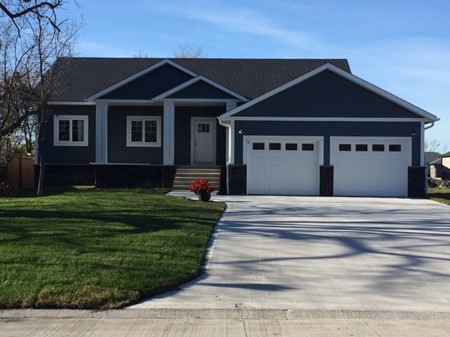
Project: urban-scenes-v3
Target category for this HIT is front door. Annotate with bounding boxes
[191,118,216,165]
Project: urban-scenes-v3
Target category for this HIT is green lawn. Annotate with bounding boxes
[0,187,224,309]
[428,187,450,206]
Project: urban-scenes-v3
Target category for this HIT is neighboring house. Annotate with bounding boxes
[40,57,439,197]
[443,152,450,179]
[425,151,441,177]
[430,152,450,180]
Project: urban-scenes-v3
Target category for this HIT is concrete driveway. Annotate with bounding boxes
[129,196,450,312]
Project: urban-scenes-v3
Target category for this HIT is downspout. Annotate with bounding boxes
[424,121,435,130]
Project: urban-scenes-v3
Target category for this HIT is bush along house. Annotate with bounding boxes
[39,57,439,197]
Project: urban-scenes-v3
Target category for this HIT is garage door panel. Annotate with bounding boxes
[247,139,320,195]
[332,139,409,197]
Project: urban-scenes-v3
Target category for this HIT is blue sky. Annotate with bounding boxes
[64,0,450,152]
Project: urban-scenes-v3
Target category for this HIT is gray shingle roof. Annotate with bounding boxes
[50,57,351,102]
[425,151,441,164]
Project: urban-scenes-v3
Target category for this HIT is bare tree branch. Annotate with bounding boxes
[0,1,63,33]
[0,1,61,19]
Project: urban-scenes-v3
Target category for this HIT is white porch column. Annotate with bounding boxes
[163,100,175,165]
[225,101,238,165]
[95,101,108,164]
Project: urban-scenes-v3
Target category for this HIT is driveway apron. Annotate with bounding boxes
[129,196,450,312]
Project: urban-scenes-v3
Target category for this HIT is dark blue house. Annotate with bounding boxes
[41,57,439,197]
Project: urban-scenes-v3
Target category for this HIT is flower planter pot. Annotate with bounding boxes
[197,190,211,202]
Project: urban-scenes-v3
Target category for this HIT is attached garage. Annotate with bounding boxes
[245,137,323,195]
[331,137,411,197]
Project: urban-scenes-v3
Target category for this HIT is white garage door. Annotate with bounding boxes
[331,138,411,197]
[246,139,321,195]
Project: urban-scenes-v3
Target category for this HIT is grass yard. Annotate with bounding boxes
[428,187,450,206]
[0,187,225,309]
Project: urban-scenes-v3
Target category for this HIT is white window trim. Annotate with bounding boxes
[53,115,89,147]
[126,116,161,147]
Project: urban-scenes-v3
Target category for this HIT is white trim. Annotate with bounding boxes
[153,76,247,101]
[226,100,238,111]
[219,63,439,123]
[230,117,429,122]
[86,59,198,101]
[230,120,235,165]
[420,121,425,166]
[190,117,217,165]
[89,162,158,166]
[126,116,161,147]
[242,135,324,166]
[95,102,108,164]
[53,115,89,147]
[48,101,95,106]
[97,99,157,105]
[162,98,236,104]
[163,100,175,165]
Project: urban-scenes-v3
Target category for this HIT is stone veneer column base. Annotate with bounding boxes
[408,166,426,198]
[227,165,247,195]
[320,165,334,196]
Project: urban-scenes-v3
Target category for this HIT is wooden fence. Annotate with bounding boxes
[5,154,35,190]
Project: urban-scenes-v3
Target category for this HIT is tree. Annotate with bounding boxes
[0,0,62,34]
[0,0,77,195]
[133,49,149,58]
[173,43,204,58]
[425,139,448,153]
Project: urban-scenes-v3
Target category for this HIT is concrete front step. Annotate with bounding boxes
[172,167,222,191]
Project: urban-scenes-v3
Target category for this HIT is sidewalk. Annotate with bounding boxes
[2,309,450,337]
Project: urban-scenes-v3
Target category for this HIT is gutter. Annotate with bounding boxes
[424,121,435,130]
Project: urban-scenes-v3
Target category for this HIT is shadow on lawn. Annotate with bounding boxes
[0,199,218,255]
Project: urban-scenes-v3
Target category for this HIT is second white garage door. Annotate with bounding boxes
[246,138,322,195]
[331,137,411,197]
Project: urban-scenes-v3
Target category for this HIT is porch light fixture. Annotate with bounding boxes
[410,130,418,136]
[238,129,245,135]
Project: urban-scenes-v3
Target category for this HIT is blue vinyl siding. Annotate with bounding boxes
[168,81,237,99]
[108,106,163,164]
[235,70,420,119]
[234,121,422,166]
[42,105,96,164]
[100,64,193,100]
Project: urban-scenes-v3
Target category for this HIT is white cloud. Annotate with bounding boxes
[155,2,321,53]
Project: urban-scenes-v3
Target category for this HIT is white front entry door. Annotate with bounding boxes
[191,118,216,165]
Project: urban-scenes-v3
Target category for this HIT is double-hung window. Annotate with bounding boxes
[54,115,89,146]
[126,116,161,147]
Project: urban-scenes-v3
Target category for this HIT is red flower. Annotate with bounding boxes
[189,179,214,194]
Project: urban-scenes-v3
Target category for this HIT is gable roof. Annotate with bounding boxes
[49,57,351,102]
[152,75,248,101]
[86,59,197,101]
[219,63,439,122]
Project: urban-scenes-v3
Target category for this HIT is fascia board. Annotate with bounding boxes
[48,101,96,106]
[85,59,197,102]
